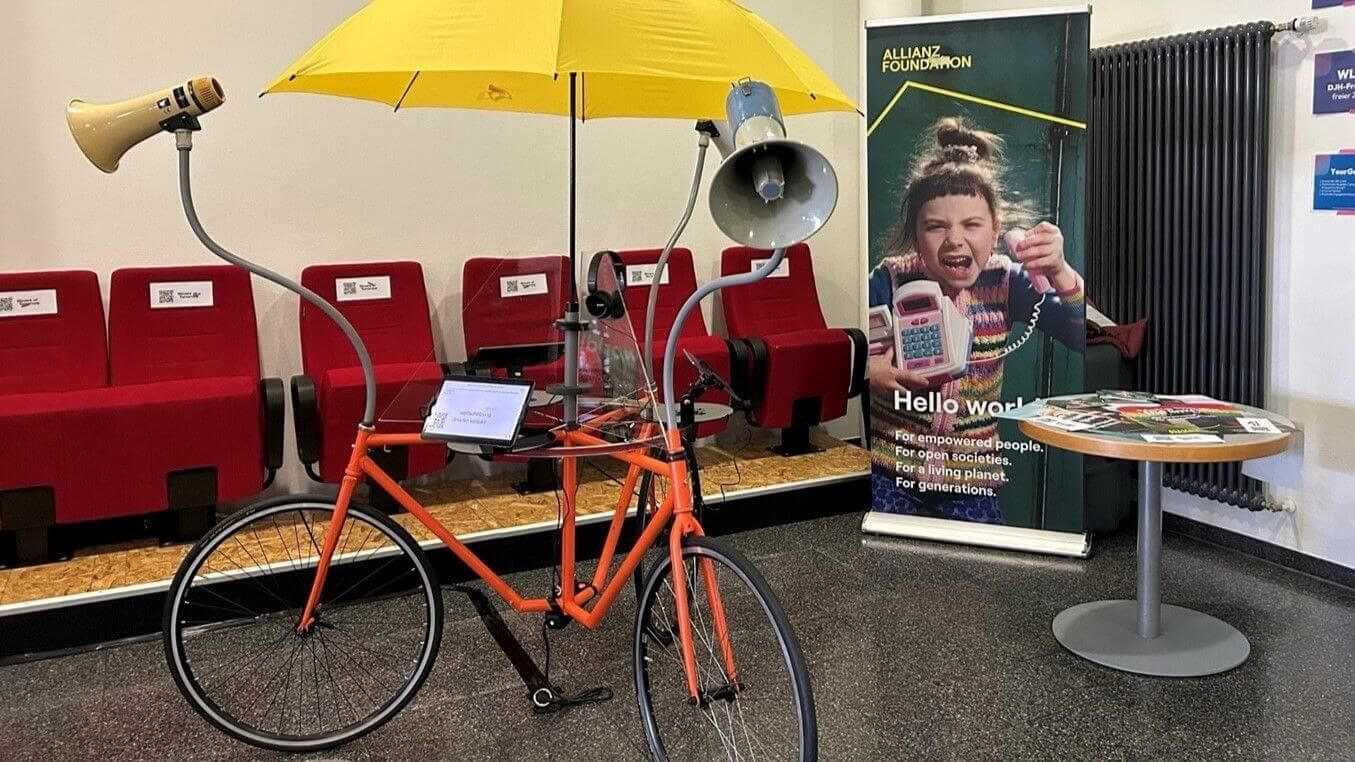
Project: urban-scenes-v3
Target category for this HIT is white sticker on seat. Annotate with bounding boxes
[624,264,671,287]
[0,289,58,318]
[751,258,790,278]
[336,275,392,302]
[500,273,548,298]
[149,281,214,309]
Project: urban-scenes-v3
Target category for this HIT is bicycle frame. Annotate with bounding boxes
[295,413,738,701]
[172,132,776,706]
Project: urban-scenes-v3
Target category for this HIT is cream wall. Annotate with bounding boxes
[0,1,865,492]
[927,0,1355,570]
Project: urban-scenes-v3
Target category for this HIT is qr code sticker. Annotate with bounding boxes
[506,280,519,294]
[0,297,12,313]
[157,289,175,305]
[342,282,358,296]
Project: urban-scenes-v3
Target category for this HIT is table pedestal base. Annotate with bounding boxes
[1053,600,1250,677]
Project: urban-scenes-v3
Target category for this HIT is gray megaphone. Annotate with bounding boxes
[67,77,224,173]
[708,80,839,249]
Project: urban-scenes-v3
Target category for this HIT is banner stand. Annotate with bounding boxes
[862,513,1091,558]
[860,7,1092,556]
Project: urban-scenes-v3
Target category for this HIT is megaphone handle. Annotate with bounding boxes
[660,247,786,434]
[642,134,710,379]
[176,131,379,427]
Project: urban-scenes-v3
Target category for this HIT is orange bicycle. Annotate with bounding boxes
[160,134,816,757]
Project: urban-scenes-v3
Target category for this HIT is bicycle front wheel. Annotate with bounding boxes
[162,496,442,753]
[634,536,817,760]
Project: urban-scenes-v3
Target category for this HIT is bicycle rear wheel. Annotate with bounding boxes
[634,536,816,760]
[162,496,442,752]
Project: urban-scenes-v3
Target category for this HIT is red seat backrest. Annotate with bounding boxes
[720,244,827,338]
[300,261,436,377]
[615,248,709,343]
[0,270,107,394]
[461,256,569,357]
[109,265,261,385]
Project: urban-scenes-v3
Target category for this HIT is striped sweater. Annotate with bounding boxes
[867,253,1085,490]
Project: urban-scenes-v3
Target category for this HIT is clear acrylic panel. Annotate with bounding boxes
[373,252,667,451]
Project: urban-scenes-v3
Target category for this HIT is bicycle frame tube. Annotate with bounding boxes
[296,423,737,701]
[296,426,673,626]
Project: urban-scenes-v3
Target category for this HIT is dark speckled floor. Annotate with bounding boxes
[2,511,1352,760]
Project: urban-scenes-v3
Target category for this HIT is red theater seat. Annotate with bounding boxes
[721,244,866,453]
[108,265,284,536]
[0,271,107,562]
[296,261,447,484]
[615,247,731,437]
[1,267,284,564]
[461,256,569,389]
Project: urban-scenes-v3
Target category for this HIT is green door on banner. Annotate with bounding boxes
[865,10,1089,533]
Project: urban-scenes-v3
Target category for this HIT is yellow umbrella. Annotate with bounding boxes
[261,0,855,296]
[261,0,856,119]
[262,0,855,421]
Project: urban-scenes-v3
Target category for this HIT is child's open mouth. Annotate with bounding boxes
[939,253,974,279]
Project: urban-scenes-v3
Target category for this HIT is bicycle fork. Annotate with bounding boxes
[296,427,371,633]
[662,429,739,703]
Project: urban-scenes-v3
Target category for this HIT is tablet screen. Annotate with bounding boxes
[421,376,534,447]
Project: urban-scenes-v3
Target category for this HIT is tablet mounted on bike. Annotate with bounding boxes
[420,375,535,448]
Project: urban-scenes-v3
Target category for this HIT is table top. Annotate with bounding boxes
[1019,412,1293,464]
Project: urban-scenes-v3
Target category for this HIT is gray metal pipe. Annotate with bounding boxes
[176,130,378,425]
[661,247,785,433]
[642,135,709,379]
[1137,460,1164,639]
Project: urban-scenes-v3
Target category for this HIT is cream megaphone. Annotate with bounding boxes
[67,77,224,173]
[708,80,839,250]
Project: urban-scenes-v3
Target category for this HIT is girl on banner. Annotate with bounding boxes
[866,118,1085,524]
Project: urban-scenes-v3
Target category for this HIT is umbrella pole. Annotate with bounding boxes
[569,72,577,299]
[561,72,580,428]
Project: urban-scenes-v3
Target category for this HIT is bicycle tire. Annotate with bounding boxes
[633,535,817,760]
[162,495,442,752]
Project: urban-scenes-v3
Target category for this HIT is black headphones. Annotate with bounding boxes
[585,250,627,320]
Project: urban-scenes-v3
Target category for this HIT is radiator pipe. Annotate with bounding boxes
[1272,17,1320,35]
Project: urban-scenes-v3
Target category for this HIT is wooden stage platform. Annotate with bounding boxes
[0,430,868,618]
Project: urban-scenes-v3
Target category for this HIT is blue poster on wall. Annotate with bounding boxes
[1313,0,1353,9]
[1315,51,1355,114]
[1315,153,1355,212]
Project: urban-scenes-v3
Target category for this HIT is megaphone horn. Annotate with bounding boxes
[708,80,838,250]
[67,77,224,173]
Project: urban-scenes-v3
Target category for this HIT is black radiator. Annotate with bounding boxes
[1088,23,1276,511]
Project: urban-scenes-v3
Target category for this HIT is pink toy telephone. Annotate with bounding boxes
[1004,228,1055,294]
[890,280,971,382]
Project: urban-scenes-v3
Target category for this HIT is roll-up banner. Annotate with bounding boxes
[861,7,1091,556]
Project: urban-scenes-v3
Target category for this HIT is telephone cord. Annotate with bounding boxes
[971,292,1048,364]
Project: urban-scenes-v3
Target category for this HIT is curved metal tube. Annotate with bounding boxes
[176,132,378,425]
[642,134,709,378]
[661,247,786,433]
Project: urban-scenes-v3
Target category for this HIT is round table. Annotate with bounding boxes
[1019,410,1292,677]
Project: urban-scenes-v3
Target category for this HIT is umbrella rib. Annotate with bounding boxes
[393,70,421,112]
[730,5,818,103]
